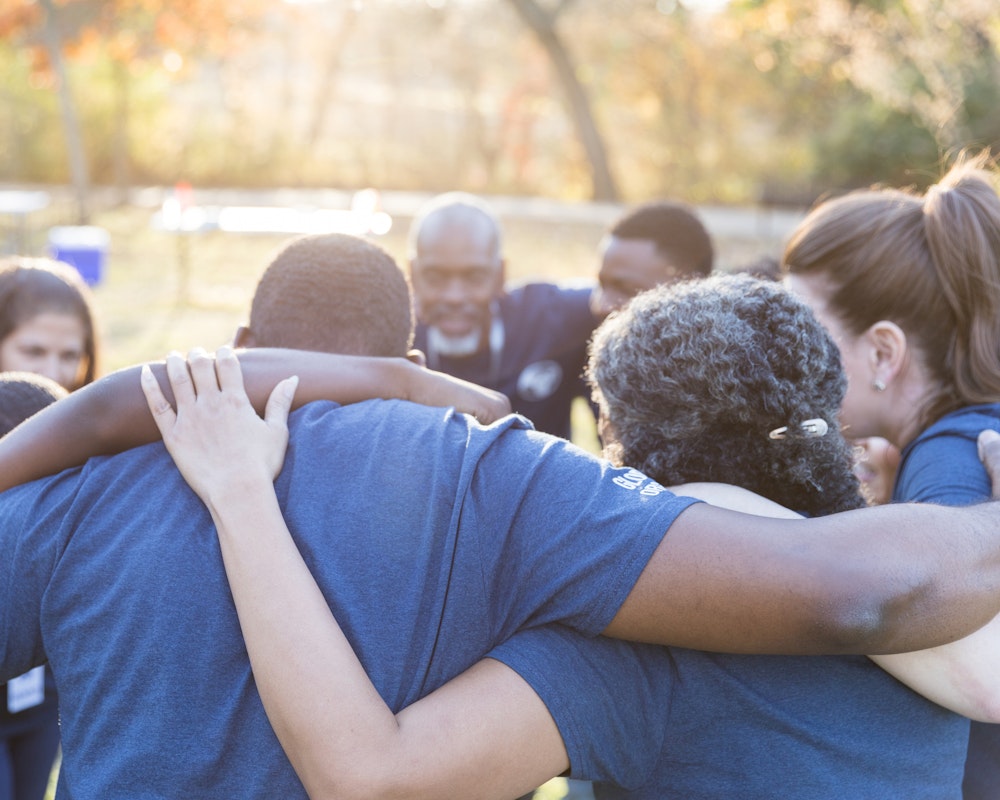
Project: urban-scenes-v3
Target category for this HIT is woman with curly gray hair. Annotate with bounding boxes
[588,272,865,517]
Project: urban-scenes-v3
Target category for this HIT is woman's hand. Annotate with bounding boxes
[140,346,298,506]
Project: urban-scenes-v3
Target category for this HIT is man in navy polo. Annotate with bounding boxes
[408,195,716,440]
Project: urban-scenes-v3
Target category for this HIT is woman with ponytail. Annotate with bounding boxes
[784,153,1000,800]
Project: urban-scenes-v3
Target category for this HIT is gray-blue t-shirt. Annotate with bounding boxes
[1,399,695,798]
[892,403,1000,800]
[495,624,968,798]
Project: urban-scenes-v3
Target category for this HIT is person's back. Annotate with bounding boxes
[0,233,691,797]
[2,396,690,797]
[577,276,966,798]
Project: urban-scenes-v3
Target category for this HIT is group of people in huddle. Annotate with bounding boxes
[2,153,1000,800]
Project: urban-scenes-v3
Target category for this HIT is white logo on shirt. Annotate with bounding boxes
[517,360,563,402]
[612,469,667,496]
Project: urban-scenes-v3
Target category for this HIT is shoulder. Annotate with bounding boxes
[915,404,1000,442]
[502,281,595,315]
[894,405,1000,505]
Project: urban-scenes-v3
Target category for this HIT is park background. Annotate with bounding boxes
[2,0,999,374]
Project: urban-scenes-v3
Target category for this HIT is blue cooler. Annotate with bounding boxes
[47,226,110,286]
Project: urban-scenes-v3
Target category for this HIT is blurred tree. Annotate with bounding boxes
[1,0,90,220]
[303,5,359,153]
[733,0,1000,192]
[0,0,270,210]
[812,0,1000,155]
[506,0,619,200]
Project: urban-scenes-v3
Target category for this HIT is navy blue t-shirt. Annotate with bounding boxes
[0,399,695,798]
[414,281,597,440]
[495,623,967,798]
[892,403,1000,800]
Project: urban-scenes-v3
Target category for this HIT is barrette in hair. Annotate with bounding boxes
[768,418,830,440]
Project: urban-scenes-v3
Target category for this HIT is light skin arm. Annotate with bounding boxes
[142,348,566,800]
[0,348,510,493]
[673,482,1000,722]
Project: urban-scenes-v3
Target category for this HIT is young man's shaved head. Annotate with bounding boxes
[239,233,414,358]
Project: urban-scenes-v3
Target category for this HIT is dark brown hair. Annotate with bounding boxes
[0,257,100,388]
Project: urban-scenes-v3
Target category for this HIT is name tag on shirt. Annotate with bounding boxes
[7,666,45,713]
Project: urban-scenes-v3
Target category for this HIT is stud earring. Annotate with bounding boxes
[872,379,886,392]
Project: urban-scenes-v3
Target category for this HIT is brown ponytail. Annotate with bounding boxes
[783,153,1000,429]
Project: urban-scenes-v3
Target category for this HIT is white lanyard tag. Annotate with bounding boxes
[7,666,45,713]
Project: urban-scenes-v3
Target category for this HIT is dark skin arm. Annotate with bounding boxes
[3,348,1000,658]
[0,348,510,492]
[606,498,1000,656]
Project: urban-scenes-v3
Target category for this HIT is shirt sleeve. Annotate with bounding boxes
[489,624,672,789]
[894,431,991,506]
[0,476,75,680]
[467,425,701,638]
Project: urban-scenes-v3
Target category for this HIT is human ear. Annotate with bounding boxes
[233,325,257,349]
[492,258,507,296]
[865,320,908,387]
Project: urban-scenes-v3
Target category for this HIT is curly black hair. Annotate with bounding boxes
[587,274,865,516]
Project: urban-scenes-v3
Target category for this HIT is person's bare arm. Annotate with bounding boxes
[674,482,1000,721]
[607,493,1000,655]
[0,348,510,493]
[142,348,566,800]
[869,619,1000,722]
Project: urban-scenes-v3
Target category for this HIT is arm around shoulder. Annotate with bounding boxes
[604,500,1000,656]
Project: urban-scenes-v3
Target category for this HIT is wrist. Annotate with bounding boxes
[393,357,421,403]
[200,468,276,516]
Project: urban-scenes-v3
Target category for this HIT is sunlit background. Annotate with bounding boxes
[3,0,998,216]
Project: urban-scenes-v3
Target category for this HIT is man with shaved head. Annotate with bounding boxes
[408,194,718,440]
[408,192,597,440]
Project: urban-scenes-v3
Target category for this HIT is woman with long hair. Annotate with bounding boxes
[784,154,1000,799]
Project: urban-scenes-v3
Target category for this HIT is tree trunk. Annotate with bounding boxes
[112,58,131,207]
[506,0,618,201]
[38,0,90,223]
[304,8,359,151]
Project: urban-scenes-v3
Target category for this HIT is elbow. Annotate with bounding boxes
[296,759,423,800]
[804,533,1000,655]
[969,692,1000,724]
[809,572,941,655]
[808,598,903,655]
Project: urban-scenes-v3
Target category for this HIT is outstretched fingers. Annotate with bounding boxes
[214,345,245,395]
[186,346,221,397]
[165,350,197,409]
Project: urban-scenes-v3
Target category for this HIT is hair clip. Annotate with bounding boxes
[768,418,830,440]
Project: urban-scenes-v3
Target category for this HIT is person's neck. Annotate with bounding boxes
[880,372,940,450]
